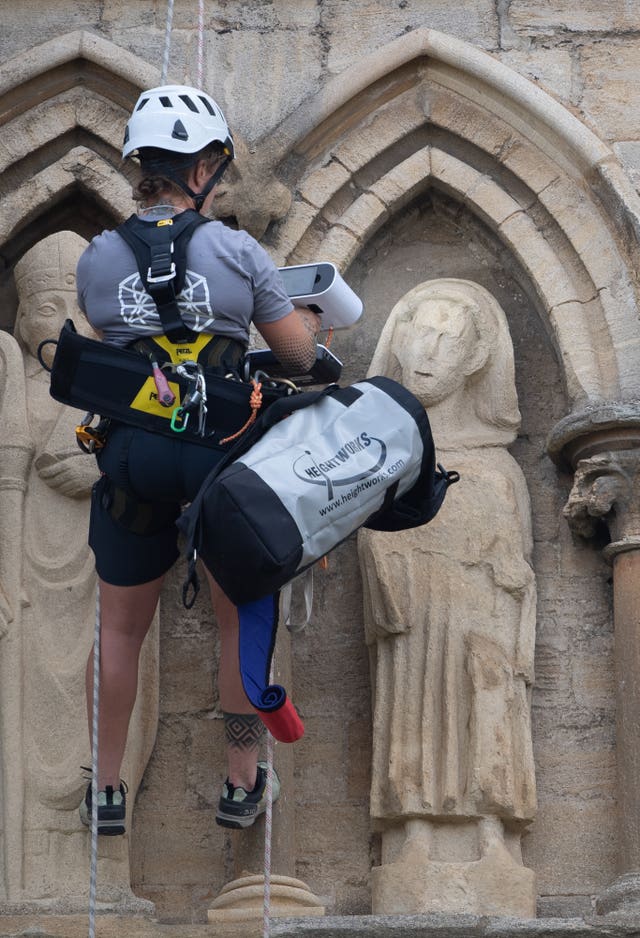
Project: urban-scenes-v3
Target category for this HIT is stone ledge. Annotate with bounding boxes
[2,915,640,938]
[270,914,640,937]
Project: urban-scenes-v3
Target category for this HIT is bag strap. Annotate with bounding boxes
[116,210,210,342]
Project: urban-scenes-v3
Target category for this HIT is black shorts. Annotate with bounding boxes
[89,423,225,586]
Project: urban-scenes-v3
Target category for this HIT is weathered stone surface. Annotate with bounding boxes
[324,1,499,74]
[497,50,574,105]
[2,2,640,930]
[578,43,640,144]
[2,912,640,938]
[509,2,640,37]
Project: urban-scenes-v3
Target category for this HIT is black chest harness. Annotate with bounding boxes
[117,209,209,344]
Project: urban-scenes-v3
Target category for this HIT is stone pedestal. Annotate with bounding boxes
[372,819,535,918]
[208,873,325,923]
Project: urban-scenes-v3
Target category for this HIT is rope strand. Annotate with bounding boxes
[263,682,275,937]
[219,380,263,444]
[88,584,101,938]
[160,0,175,84]
[196,0,205,88]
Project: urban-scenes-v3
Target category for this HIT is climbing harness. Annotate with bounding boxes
[40,319,295,450]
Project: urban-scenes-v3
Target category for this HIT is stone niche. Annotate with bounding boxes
[120,188,616,923]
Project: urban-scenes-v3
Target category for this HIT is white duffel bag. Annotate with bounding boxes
[178,376,458,606]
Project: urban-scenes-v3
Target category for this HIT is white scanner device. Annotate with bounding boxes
[278,262,363,329]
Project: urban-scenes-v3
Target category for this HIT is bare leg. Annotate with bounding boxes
[85,575,164,789]
[205,569,263,791]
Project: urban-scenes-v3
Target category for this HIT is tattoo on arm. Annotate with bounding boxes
[298,308,321,338]
[223,711,264,751]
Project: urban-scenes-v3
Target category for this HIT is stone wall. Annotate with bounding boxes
[1,0,640,930]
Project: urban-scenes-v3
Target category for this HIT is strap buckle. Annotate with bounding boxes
[147,241,176,284]
[147,262,176,284]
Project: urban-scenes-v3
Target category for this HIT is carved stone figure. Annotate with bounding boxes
[211,134,292,239]
[358,279,537,916]
[0,231,157,909]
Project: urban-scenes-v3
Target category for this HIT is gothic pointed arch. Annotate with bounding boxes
[267,27,640,409]
[0,31,159,267]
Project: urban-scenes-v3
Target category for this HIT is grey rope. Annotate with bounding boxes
[88,583,101,938]
[160,0,175,85]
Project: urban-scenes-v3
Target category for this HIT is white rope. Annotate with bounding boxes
[262,656,276,938]
[160,0,175,85]
[88,583,101,938]
[263,726,274,938]
[196,0,205,88]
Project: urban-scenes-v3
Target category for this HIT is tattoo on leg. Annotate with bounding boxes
[223,712,264,751]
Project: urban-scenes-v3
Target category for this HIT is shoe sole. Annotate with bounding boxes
[215,807,260,829]
[79,802,126,836]
[215,763,280,829]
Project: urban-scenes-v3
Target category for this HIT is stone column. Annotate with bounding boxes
[550,406,640,916]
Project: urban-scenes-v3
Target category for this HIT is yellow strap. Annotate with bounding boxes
[151,332,214,364]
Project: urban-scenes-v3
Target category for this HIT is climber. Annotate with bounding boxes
[75,84,321,835]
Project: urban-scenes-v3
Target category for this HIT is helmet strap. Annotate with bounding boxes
[165,157,231,213]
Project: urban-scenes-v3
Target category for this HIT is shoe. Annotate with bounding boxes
[79,780,128,836]
[216,761,280,829]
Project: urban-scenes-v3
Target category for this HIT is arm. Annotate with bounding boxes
[255,306,321,374]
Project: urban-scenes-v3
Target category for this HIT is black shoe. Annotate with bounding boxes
[215,762,280,829]
[79,780,128,836]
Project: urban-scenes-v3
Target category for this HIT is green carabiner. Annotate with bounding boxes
[171,407,189,433]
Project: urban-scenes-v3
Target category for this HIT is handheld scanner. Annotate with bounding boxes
[278,263,363,329]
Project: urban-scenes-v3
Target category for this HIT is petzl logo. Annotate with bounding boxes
[293,432,387,500]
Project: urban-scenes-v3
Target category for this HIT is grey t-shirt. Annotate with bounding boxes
[76,212,293,348]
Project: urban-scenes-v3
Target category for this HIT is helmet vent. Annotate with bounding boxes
[180,95,199,112]
[199,96,216,116]
[136,98,149,111]
[160,96,172,108]
[172,119,189,141]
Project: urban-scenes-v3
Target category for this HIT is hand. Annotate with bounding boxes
[34,452,97,498]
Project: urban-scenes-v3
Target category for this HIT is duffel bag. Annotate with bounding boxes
[178,375,459,606]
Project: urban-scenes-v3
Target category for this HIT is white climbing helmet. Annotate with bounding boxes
[122,84,234,160]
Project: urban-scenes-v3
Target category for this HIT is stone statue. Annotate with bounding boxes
[358,279,537,917]
[0,231,157,910]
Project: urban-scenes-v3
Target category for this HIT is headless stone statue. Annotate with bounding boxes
[358,279,537,917]
[0,232,158,910]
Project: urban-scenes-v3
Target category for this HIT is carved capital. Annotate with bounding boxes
[547,402,640,469]
[563,448,640,546]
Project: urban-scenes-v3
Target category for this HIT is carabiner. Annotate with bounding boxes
[170,407,189,432]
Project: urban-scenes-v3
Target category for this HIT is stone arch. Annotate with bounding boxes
[0,31,159,266]
[268,28,640,409]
